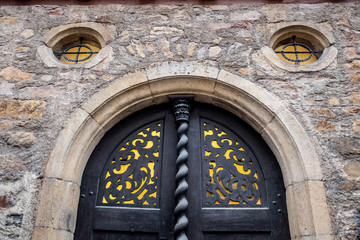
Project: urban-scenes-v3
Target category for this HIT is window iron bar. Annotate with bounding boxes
[274,36,318,65]
[55,37,99,64]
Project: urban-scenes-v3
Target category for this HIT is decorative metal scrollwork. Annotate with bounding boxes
[97,121,163,207]
[201,120,264,207]
[171,96,193,240]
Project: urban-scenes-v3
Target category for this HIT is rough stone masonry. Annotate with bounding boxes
[0,2,359,240]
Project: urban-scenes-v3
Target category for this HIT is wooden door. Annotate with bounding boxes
[74,102,290,240]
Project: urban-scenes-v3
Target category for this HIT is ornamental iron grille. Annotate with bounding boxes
[275,36,319,65]
[55,37,100,64]
[201,120,265,207]
[74,103,290,240]
[97,121,163,207]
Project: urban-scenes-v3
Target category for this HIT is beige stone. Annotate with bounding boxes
[150,27,183,35]
[34,178,80,233]
[21,29,34,39]
[238,68,250,76]
[344,47,358,60]
[145,62,219,82]
[20,87,63,98]
[0,16,18,25]
[0,121,12,130]
[309,108,335,118]
[230,11,261,21]
[209,5,228,11]
[345,60,360,70]
[48,8,64,16]
[213,37,223,44]
[176,43,182,55]
[0,67,34,81]
[346,92,360,104]
[187,42,197,57]
[16,47,30,52]
[127,45,136,55]
[160,37,173,58]
[352,119,360,134]
[135,43,145,58]
[348,73,360,84]
[344,107,360,115]
[344,160,360,179]
[328,97,340,106]
[316,121,336,133]
[5,132,36,148]
[0,100,46,119]
[145,42,157,56]
[208,23,232,31]
[209,46,221,57]
[287,181,333,239]
[31,227,73,240]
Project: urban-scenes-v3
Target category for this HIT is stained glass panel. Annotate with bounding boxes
[201,120,265,207]
[97,121,163,208]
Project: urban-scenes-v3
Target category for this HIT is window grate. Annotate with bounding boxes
[275,36,318,65]
[55,37,99,64]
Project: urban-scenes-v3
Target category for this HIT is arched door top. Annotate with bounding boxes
[32,62,333,240]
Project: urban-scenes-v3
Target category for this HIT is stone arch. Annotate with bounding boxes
[32,62,333,240]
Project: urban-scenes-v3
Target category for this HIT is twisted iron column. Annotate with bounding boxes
[171,96,193,240]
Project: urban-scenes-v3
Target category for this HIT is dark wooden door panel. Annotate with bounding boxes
[200,209,271,232]
[93,208,161,232]
[203,232,271,240]
[93,230,158,240]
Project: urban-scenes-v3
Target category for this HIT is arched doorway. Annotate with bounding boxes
[32,63,333,240]
[74,101,290,239]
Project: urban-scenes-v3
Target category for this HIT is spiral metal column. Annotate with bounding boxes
[170,96,193,240]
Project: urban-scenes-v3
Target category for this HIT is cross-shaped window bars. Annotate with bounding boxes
[56,37,99,64]
[275,36,318,65]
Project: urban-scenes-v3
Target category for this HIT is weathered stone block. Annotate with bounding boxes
[316,121,336,133]
[0,100,46,119]
[345,60,360,70]
[34,178,80,233]
[20,87,63,98]
[20,29,34,39]
[331,137,360,155]
[209,46,221,57]
[0,67,34,81]
[0,16,18,25]
[150,27,183,35]
[310,108,335,118]
[0,154,24,181]
[352,119,360,134]
[3,132,36,148]
[230,11,261,21]
[344,160,360,179]
[348,73,360,84]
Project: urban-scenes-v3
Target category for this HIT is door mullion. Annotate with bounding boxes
[170,96,193,240]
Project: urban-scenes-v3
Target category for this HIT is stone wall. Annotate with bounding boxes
[0,2,359,240]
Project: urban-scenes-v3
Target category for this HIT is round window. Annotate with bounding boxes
[274,36,321,65]
[262,23,337,72]
[53,36,101,64]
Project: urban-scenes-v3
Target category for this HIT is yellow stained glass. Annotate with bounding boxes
[275,44,317,65]
[60,43,100,64]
